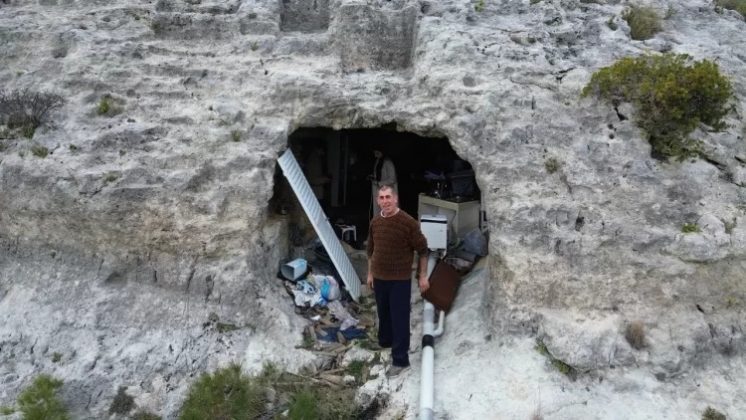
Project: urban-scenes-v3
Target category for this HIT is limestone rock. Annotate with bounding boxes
[0,0,744,418]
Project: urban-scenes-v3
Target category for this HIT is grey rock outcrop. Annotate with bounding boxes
[0,0,744,417]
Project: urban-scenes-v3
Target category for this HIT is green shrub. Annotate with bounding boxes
[534,339,577,379]
[97,95,122,117]
[702,406,726,420]
[103,172,119,184]
[346,360,366,384]
[544,157,561,174]
[288,389,318,420]
[622,6,662,40]
[216,322,239,333]
[30,145,49,158]
[582,53,733,160]
[474,0,485,12]
[682,223,701,233]
[625,321,646,350]
[287,387,360,420]
[17,375,69,420]
[98,98,110,115]
[607,16,618,30]
[716,0,746,18]
[132,410,162,420]
[230,130,241,142]
[179,364,266,420]
[21,124,35,139]
[0,406,15,415]
[97,95,111,115]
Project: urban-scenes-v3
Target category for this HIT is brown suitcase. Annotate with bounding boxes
[421,260,461,313]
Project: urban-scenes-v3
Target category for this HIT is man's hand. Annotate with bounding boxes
[367,275,374,291]
[418,276,430,293]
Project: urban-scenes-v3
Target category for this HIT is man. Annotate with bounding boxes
[366,184,429,376]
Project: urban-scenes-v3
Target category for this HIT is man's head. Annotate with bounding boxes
[377,184,398,216]
[373,149,383,159]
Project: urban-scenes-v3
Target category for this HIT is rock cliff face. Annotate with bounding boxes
[0,0,744,417]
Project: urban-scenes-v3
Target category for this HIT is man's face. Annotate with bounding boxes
[377,187,397,214]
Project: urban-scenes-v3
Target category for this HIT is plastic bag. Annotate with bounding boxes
[310,274,340,301]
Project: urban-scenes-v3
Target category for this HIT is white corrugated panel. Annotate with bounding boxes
[277,149,361,301]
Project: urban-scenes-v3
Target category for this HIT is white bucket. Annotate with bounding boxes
[281,258,307,281]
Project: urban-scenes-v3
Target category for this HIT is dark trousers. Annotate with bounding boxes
[373,279,411,367]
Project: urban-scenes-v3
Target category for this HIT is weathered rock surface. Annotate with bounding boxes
[0,0,744,418]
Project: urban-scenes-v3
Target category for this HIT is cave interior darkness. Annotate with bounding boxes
[274,125,482,250]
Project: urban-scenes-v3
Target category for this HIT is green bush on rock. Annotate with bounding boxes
[622,5,662,40]
[179,363,366,420]
[179,364,266,420]
[716,0,746,18]
[582,53,734,160]
[17,375,69,420]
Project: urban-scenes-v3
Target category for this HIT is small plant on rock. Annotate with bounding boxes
[179,364,266,420]
[534,339,577,380]
[607,16,618,30]
[288,389,319,420]
[582,53,733,160]
[216,322,239,333]
[103,172,119,184]
[544,157,561,174]
[31,145,49,158]
[682,223,701,233]
[51,352,62,363]
[109,386,135,415]
[622,5,662,40]
[625,321,647,350]
[17,375,69,420]
[346,360,366,384]
[132,410,162,420]
[230,130,242,142]
[715,0,746,18]
[702,406,727,420]
[21,124,36,139]
[97,94,123,117]
[0,89,64,138]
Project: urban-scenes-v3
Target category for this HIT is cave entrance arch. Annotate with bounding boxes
[275,126,484,298]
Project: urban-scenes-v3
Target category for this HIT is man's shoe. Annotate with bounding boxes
[386,365,410,378]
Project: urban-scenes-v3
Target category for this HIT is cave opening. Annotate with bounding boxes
[271,125,487,293]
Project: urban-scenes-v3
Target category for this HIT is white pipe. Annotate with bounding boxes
[420,253,442,420]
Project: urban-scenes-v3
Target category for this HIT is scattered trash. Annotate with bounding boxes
[316,326,368,342]
[276,238,385,401]
[328,300,358,331]
[310,274,340,301]
[281,258,308,281]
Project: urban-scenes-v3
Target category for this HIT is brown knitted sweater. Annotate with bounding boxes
[367,209,428,280]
